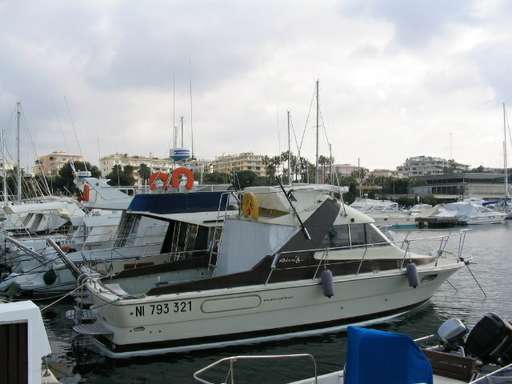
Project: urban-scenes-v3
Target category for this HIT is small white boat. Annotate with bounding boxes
[416,202,507,228]
[194,314,512,384]
[75,184,465,358]
[350,198,417,228]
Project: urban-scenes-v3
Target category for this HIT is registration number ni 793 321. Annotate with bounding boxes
[133,301,192,317]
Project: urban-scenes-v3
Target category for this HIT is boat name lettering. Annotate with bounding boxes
[133,301,192,317]
[278,256,303,264]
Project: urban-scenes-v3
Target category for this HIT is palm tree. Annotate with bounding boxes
[138,163,152,186]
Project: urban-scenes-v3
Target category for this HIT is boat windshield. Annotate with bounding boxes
[321,223,388,249]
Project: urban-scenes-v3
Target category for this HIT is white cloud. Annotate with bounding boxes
[0,0,510,172]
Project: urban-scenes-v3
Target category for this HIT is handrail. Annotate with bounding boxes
[193,354,318,384]
[264,230,468,284]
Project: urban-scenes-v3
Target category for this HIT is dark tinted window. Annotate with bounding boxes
[321,225,350,248]
[350,224,366,246]
[366,224,387,244]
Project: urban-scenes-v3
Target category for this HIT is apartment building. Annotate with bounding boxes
[33,151,84,176]
[210,152,266,177]
[397,156,469,178]
[99,153,174,176]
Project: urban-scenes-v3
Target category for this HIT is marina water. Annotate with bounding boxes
[43,224,512,383]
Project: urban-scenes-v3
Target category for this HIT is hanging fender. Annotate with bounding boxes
[321,269,335,298]
[171,167,194,190]
[149,172,169,191]
[406,263,420,288]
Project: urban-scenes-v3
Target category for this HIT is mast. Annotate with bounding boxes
[16,102,21,202]
[315,80,319,184]
[190,79,194,159]
[329,143,333,184]
[180,116,184,147]
[2,125,7,205]
[172,73,176,149]
[287,110,291,184]
[504,103,509,198]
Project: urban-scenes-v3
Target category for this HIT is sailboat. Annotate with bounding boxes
[492,103,512,219]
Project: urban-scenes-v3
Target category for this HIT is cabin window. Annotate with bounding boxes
[115,214,140,247]
[349,224,366,246]
[366,224,387,245]
[321,225,350,248]
[161,221,215,257]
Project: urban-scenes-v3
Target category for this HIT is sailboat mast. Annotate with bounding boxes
[503,103,509,198]
[180,116,184,147]
[190,79,194,159]
[172,73,176,149]
[16,102,21,202]
[287,111,291,184]
[2,126,7,205]
[315,80,319,184]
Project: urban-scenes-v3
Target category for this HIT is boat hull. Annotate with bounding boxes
[87,263,461,358]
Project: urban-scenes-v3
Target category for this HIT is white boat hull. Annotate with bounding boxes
[88,262,461,358]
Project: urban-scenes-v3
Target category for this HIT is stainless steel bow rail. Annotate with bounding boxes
[264,230,470,285]
[193,354,318,384]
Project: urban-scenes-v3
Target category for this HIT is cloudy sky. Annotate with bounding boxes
[1,0,511,171]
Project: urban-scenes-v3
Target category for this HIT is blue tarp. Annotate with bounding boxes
[345,326,433,384]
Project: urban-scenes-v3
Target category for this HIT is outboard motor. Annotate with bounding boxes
[437,318,468,351]
[465,313,512,365]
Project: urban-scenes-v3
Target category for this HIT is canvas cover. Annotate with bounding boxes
[344,326,433,384]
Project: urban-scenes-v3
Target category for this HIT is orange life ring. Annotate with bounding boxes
[171,167,194,190]
[80,183,91,201]
[149,172,169,191]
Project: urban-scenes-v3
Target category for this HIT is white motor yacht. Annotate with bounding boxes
[76,184,465,358]
[350,198,416,228]
[416,201,507,228]
[0,189,233,297]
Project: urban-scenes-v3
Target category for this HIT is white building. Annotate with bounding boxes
[99,153,210,184]
[210,152,266,177]
[334,163,368,177]
[100,153,174,179]
[370,169,397,178]
[397,156,469,178]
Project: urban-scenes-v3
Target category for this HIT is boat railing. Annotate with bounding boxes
[266,230,468,284]
[193,354,318,384]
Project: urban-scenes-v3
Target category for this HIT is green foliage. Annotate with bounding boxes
[203,172,230,184]
[137,163,152,184]
[44,161,100,195]
[234,170,258,189]
[106,164,136,186]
